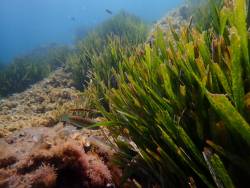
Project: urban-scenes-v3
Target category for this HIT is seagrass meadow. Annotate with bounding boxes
[65,11,149,90]
[82,0,250,187]
[0,45,70,97]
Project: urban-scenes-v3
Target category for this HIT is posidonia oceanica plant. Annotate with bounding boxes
[93,0,250,187]
[66,11,148,90]
[0,45,70,97]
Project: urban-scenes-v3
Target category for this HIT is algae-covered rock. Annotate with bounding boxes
[0,68,81,137]
[0,123,114,188]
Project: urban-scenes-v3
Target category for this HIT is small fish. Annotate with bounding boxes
[70,16,76,21]
[61,115,98,129]
[105,9,113,15]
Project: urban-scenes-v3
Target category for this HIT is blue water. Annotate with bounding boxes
[0,0,183,64]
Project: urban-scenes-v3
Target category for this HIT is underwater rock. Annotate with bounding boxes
[34,95,45,104]
[148,5,189,43]
[0,128,9,138]
[0,141,17,169]
[8,164,57,188]
[2,102,18,110]
[0,123,115,188]
[0,68,81,137]
[35,105,47,114]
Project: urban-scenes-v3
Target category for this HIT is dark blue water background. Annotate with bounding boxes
[0,0,183,64]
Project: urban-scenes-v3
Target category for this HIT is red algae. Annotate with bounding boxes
[0,124,114,188]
